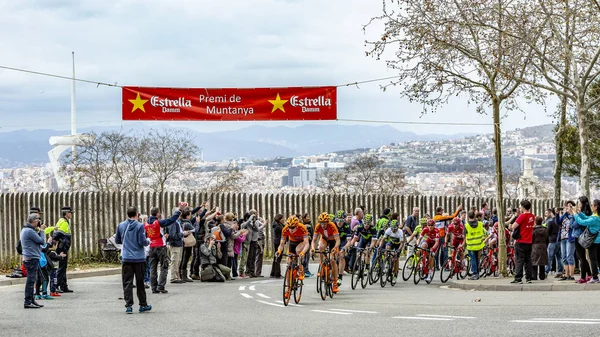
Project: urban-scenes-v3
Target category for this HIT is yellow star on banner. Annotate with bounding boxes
[129,92,148,113]
[268,93,288,113]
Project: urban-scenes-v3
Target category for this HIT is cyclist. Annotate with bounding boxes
[276,216,310,281]
[381,220,404,281]
[345,213,377,272]
[417,219,440,282]
[445,217,466,265]
[335,211,351,282]
[311,213,341,293]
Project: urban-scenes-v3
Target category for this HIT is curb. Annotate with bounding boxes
[448,280,600,291]
[0,268,121,288]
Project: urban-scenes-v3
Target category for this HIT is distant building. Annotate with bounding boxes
[45,177,59,192]
[519,157,539,199]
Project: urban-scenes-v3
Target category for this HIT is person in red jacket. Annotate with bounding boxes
[145,207,181,294]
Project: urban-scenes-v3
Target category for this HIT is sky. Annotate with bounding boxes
[0,0,557,136]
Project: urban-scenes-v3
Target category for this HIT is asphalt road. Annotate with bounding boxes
[1,263,600,337]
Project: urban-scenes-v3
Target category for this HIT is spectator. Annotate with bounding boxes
[556,201,576,281]
[544,208,563,277]
[433,204,462,270]
[404,207,419,237]
[21,213,46,309]
[238,212,251,278]
[572,196,593,283]
[350,208,364,231]
[531,216,549,281]
[200,234,231,282]
[233,229,247,278]
[465,210,485,280]
[165,208,185,284]
[179,209,195,283]
[270,214,284,278]
[115,206,151,314]
[254,217,267,277]
[53,206,74,293]
[510,200,535,284]
[242,210,263,278]
[191,204,215,280]
[145,206,180,293]
[573,198,600,284]
[224,213,247,279]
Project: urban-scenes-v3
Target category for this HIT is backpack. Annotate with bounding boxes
[16,240,22,255]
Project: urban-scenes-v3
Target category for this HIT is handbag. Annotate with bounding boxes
[183,233,197,247]
[511,225,521,240]
[578,227,598,249]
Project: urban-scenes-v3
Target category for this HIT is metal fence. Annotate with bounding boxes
[0,192,556,265]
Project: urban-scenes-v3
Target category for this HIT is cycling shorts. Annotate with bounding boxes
[423,239,438,253]
[452,237,464,248]
[289,240,303,254]
[386,242,402,251]
[321,238,337,251]
[358,236,372,249]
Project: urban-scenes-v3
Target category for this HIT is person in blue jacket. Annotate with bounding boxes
[573,198,600,284]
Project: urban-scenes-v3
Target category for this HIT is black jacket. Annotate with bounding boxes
[546,217,559,243]
[272,220,284,245]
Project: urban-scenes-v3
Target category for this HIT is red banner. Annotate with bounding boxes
[122,86,337,121]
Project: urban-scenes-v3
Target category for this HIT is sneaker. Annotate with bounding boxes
[24,303,41,309]
[158,289,168,294]
[332,283,339,294]
[35,295,42,300]
[125,306,133,314]
[577,278,587,284]
[511,280,523,284]
[171,280,185,284]
[559,276,568,281]
[567,276,575,281]
[468,276,479,280]
[586,276,593,282]
[305,272,313,278]
[49,292,61,297]
[526,280,532,284]
[41,294,53,300]
[587,278,600,284]
[61,288,74,293]
[337,278,343,286]
[555,274,564,279]
[145,282,150,289]
[183,278,193,283]
[139,305,152,313]
[191,275,201,280]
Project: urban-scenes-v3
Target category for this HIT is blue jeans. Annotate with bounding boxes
[435,237,447,269]
[546,242,563,273]
[24,259,39,305]
[560,239,575,265]
[144,257,150,283]
[469,250,480,277]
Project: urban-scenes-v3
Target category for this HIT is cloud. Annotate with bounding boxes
[0,0,552,135]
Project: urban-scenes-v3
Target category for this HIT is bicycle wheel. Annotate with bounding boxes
[293,270,303,304]
[426,254,436,284]
[316,263,323,294]
[369,260,380,285]
[440,258,453,284]
[413,256,424,285]
[458,256,470,280]
[328,263,334,298]
[479,257,489,278]
[508,257,516,276]
[402,255,415,281]
[320,264,328,301]
[283,266,293,306]
[360,259,369,289]
[351,252,361,290]
[380,257,388,288]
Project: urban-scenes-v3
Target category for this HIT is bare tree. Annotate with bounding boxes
[206,163,244,193]
[316,168,350,195]
[375,167,407,195]
[463,165,493,198]
[364,0,539,275]
[346,154,384,195]
[143,128,200,193]
[502,169,522,200]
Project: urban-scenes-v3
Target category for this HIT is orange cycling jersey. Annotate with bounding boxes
[315,222,339,241]
[282,224,309,242]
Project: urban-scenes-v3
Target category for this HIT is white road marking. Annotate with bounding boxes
[238,286,246,291]
[532,318,600,322]
[511,320,600,325]
[240,293,253,299]
[251,280,278,284]
[256,293,271,299]
[312,310,352,315]
[256,300,285,308]
[393,316,454,321]
[249,285,256,291]
[330,309,378,314]
[275,300,304,307]
[417,314,476,319]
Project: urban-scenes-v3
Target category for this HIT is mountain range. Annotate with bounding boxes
[0,123,487,166]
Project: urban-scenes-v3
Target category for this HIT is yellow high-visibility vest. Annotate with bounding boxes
[465,222,485,251]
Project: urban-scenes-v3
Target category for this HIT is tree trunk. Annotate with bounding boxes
[492,98,507,276]
[577,101,591,196]
[554,94,567,206]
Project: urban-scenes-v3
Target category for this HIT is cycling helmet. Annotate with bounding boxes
[336,210,346,219]
[318,212,330,223]
[452,217,461,225]
[420,217,428,225]
[426,219,436,226]
[364,213,373,224]
[329,213,336,222]
[391,219,399,230]
[286,216,300,228]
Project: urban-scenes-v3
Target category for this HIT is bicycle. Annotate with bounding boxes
[369,247,385,285]
[350,247,370,290]
[507,245,516,276]
[479,246,499,278]
[315,249,335,300]
[402,244,422,281]
[414,247,436,285]
[281,253,304,306]
[440,245,470,283]
[381,247,401,287]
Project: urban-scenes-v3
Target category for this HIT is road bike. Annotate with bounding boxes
[414,247,436,285]
[440,245,470,283]
[381,247,401,287]
[369,247,385,285]
[315,248,335,300]
[281,253,304,306]
[402,244,422,281]
[479,246,499,278]
[350,247,370,290]
[507,245,516,276]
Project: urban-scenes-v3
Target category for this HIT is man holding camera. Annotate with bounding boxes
[242,210,264,278]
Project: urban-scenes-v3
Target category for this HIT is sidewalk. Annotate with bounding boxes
[449,276,600,291]
[0,268,121,287]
